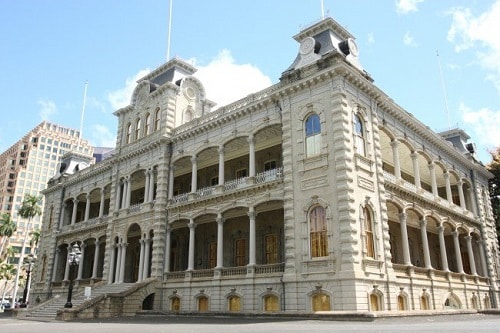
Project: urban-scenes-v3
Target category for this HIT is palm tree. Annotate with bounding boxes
[11,194,42,305]
[0,262,16,308]
[4,246,18,264]
[29,229,41,253]
[0,213,16,261]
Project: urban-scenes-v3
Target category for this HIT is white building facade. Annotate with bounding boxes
[32,17,499,315]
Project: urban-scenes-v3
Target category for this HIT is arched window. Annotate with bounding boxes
[420,295,429,310]
[310,206,328,258]
[397,295,407,310]
[370,293,381,311]
[154,108,161,131]
[354,114,366,156]
[126,123,132,144]
[145,113,151,136]
[305,113,321,157]
[171,297,180,311]
[184,108,193,123]
[198,296,209,312]
[312,293,330,311]
[228,295,241,312]
[363,207,375,258]
[135,118,141,140]
[264,294,279,312]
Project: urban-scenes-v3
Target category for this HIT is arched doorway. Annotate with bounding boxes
[125,223,141,282]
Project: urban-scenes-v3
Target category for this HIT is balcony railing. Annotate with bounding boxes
[255,167,283,184]
[169,167,283,205]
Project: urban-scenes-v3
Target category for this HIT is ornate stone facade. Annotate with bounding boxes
[31,17,499,315]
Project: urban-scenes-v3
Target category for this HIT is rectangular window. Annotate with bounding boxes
[264,160,277,171]
[208,242,217,268]
[235,239,246,266]
[265,234,278,264]
[236,168,247,179]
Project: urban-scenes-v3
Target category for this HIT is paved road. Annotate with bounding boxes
[1,313,500,333]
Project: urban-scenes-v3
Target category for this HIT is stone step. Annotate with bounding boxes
[25,283,136,319]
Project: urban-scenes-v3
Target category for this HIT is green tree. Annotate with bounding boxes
[0,213,16,261]
[0,262,16,307]
[11,194,42,304]
[30,229,41,249]
[486,147,500,243]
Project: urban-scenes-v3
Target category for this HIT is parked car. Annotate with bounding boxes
[0,300,11,310]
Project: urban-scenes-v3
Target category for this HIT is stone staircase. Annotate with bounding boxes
[24,283,136,320]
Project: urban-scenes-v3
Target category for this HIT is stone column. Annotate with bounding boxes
[391,140,401,180]
[143,237,151,279]
[121,178,127,209]
[248,207,256,266]
[119,243,127,283]
[444,172,452,203]
[58,203,67,229]
[71,199,78,225]
[114,243,122,283]
[411,152,421,190]
[52,248,60,281]
[458,180,466,209]
[125,176,131,208]
[148,168,155,201]
[84,194,91,221]
[191,157,198,194]
[429,163,438,196]
[168,166,174,200]
[165,225,172,273]
[452,231,464,273]
[77,243,86,280]
[420,219,432,269]
[138,238,145,282]
[248,135,255,178]
[108,244,116,283]
[216,215,224,269]
[478,239,488,276]
[144,170,150,203]
[218,146,225,186]
[115,180,122,210]
[399,212,412,265]
[99,188,105,217]
[437,225,449,271]
[63,251,71,281]
[465,235,477,275]
[91,240,100,279]
[188,220,196,271]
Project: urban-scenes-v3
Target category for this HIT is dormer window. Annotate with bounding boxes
[145,113,151,136]
[135,118,141,140]
[154,108,161,131]
[126,123,132,144]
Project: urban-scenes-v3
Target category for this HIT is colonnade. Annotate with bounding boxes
[165,207,258,272]
[395,212,488,276]
[168,135,257,199]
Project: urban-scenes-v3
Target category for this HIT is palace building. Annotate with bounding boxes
[29,16,499,318]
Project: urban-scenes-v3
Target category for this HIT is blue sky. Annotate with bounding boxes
[1,0,500,164]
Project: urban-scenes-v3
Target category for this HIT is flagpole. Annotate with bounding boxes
[167,0,173,60]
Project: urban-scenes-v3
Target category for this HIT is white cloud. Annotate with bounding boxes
[194,49,272,107]
[89,124,116,148]
[403,32,418,47]
[37,99,57,120]
[460,102,500,160]
[107,68,151,110]
[396,0,424,15]
[447,1,500,92]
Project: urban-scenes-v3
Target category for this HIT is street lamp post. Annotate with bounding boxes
[20,254,35,308]
[64,243,82,308]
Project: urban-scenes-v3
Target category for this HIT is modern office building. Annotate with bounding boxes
[0,121,93,264]
[30,16,498,318]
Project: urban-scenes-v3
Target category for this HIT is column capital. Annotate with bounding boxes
[390,140,399,148]
[419,218,427,228]
[191,156,197,164]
